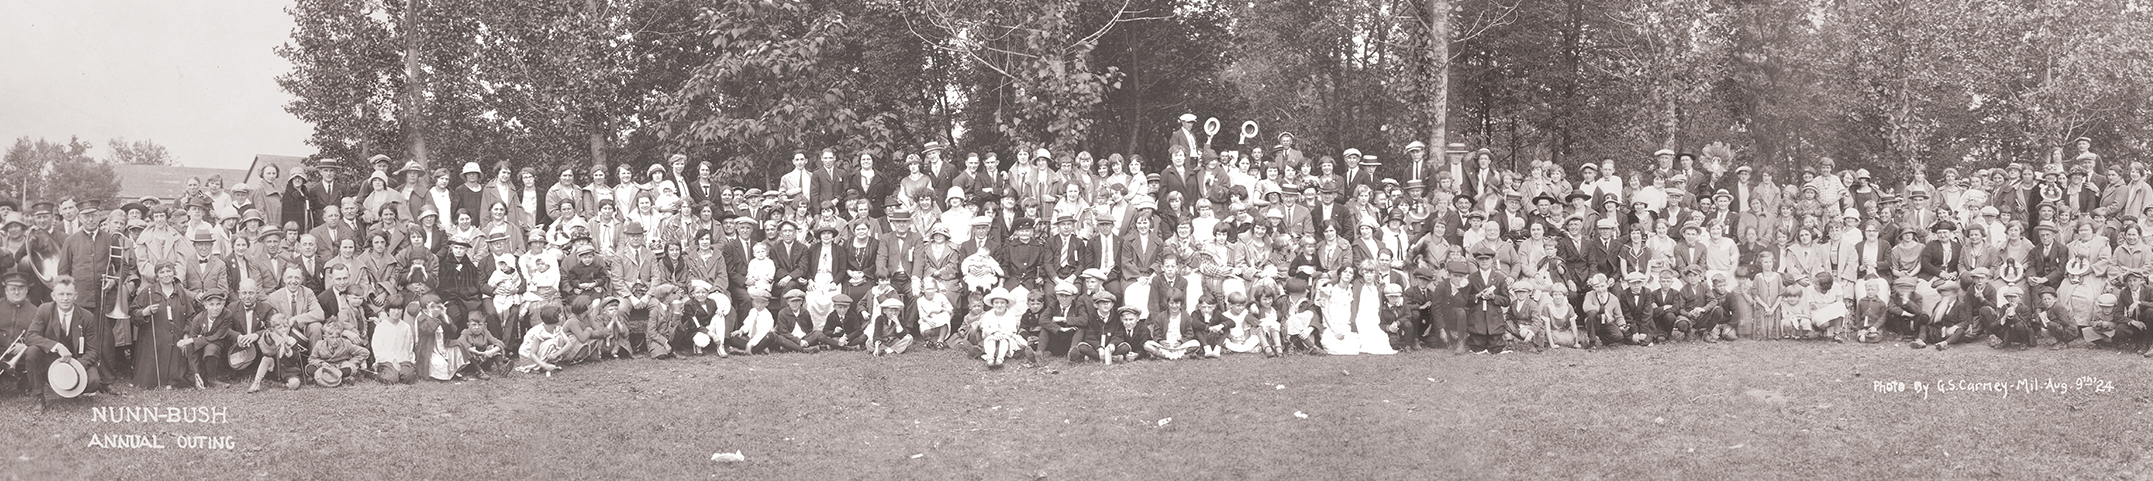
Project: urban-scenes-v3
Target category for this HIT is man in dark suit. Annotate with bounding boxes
[923,142,954,196]
[1039,282,1093,357]
[1583,218,1622,279]
[767,222,811,292]
[310,160,355,214]
[1460,245,1511,353]
[1046,214,1091,285]
[1312,189,1351,237]
[1087,212,1122,271]
[807,150,844,213]
[1441,194,1475,246]
[22,277,116,407]
[1729,166,1756,213]
[1646,274,1687,343]
[1919,221,1964,280]
[1556,217,1592,307]
[2027,224,2070,288]
[974,154,1009,203]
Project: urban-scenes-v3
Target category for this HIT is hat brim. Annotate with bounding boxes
[46,357,86,398]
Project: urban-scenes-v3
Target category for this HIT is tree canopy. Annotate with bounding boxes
[276,0,2153,188]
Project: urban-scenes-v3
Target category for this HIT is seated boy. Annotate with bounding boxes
[452,310,506,379]
[1143,295,1201,360]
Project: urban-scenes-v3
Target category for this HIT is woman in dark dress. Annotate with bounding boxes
[283,173,320,233]
[130,262,197,389]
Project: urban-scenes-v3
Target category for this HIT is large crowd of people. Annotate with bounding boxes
[0,116,2141,408]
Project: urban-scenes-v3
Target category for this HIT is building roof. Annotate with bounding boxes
[113,164,252,203]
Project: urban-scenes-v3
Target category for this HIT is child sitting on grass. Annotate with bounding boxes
[1504,283,1542,353]
[1279,278,1318,355]
[979,287,1035,369]
[870,298,913,355]
[1779,279,1811,341]
[1251,284,1284,357]
[1580,273,1619,348]
[453,310,505,380]
[915,281,953,349]
[516,305,572,375]
[1196,294,1233,359]
[1806,271,1849,342]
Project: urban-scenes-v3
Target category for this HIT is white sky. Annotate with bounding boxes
[0,0,313,170]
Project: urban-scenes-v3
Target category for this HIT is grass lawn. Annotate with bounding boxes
[4,339,2151,480]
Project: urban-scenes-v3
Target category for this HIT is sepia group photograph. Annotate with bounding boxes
[3,0,2151,478]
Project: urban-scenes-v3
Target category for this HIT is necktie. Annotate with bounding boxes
[1100,240,1113,270]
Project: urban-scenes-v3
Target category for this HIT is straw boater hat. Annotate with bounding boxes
[2067,256,2093,277]
[314,365,343,388]
[46,356,89,398]
[985,287,1021,306]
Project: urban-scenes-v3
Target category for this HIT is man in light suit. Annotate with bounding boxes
[609,223,660,294]
[1275,186,1312,238]
[181,230,228,296]
[875,211,921,281]
[1167,114,1201,161]
[306,206,359,261]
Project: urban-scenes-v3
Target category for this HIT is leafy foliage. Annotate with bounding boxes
[2,137,122,205]
[104,138,177,166]
[273,0,2153,190]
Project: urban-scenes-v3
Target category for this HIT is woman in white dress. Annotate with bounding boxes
[1317,268,1361,355]
[1348,261,1396,355]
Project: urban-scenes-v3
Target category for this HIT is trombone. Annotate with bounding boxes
[1,329,28,371]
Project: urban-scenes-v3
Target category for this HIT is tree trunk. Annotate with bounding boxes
[1423,0,1448,163]
[400,0,430,167]
[589,131,609,169]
